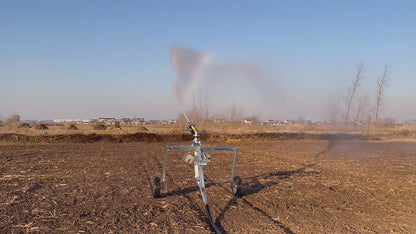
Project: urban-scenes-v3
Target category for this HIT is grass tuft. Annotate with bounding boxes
[34,123,49,130]
[19,123,31,128]
[63,123,78,130]
[93,123,107,130]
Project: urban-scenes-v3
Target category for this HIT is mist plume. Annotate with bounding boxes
[169,46,281,122]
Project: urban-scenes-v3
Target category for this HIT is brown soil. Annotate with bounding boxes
[1,139,415,233]
[0,132,377,144]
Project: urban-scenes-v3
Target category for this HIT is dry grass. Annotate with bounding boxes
[139,122,416,140]
[62,123,78,130]
[33,124,48,130]
[0,122,415,140]
[92,123,107,131]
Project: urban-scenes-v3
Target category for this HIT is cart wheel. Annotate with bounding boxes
[231,176,243,197]
[152,177,161,198]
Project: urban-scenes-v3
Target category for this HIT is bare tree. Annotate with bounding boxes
[203,94,209,121]
[345,63,364,123]
[375,65,391,123]
[327,100,341,123]
[6,114,20,123]
[230,103,243,122]
[354,94,369,124]
[244,115,260,123]
[183,91,211,123]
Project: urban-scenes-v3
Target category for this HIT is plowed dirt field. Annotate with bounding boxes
[1,140,415,233]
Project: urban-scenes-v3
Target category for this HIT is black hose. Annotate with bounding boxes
[205,204,221,234]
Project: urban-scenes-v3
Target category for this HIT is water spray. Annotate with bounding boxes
[173,88,192,124]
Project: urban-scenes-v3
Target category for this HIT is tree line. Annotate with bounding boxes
[343,63,391,125]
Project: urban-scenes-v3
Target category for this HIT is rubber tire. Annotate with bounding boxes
[232,176,243,197]
[152,177,161,198]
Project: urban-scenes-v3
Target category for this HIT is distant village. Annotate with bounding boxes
[11,115,416,126]
[51,117,335,126]
[53,117,176,125]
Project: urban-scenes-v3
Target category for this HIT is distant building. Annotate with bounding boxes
[148,120,161,125]
[81,119,90,124]
[404,120,416,125]
[53,117,150,125]
[214,119,228,123]
[242,119,253,124]
[284,120,293,125]
[121,118,132,125]
[133,118,145,125]
[98,118,116,125]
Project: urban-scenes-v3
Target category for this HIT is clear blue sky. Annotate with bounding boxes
[1,1,415,122]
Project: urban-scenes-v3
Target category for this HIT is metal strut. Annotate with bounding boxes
[206,204,221,234]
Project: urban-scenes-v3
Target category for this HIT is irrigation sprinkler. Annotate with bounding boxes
[152,123,243,233]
